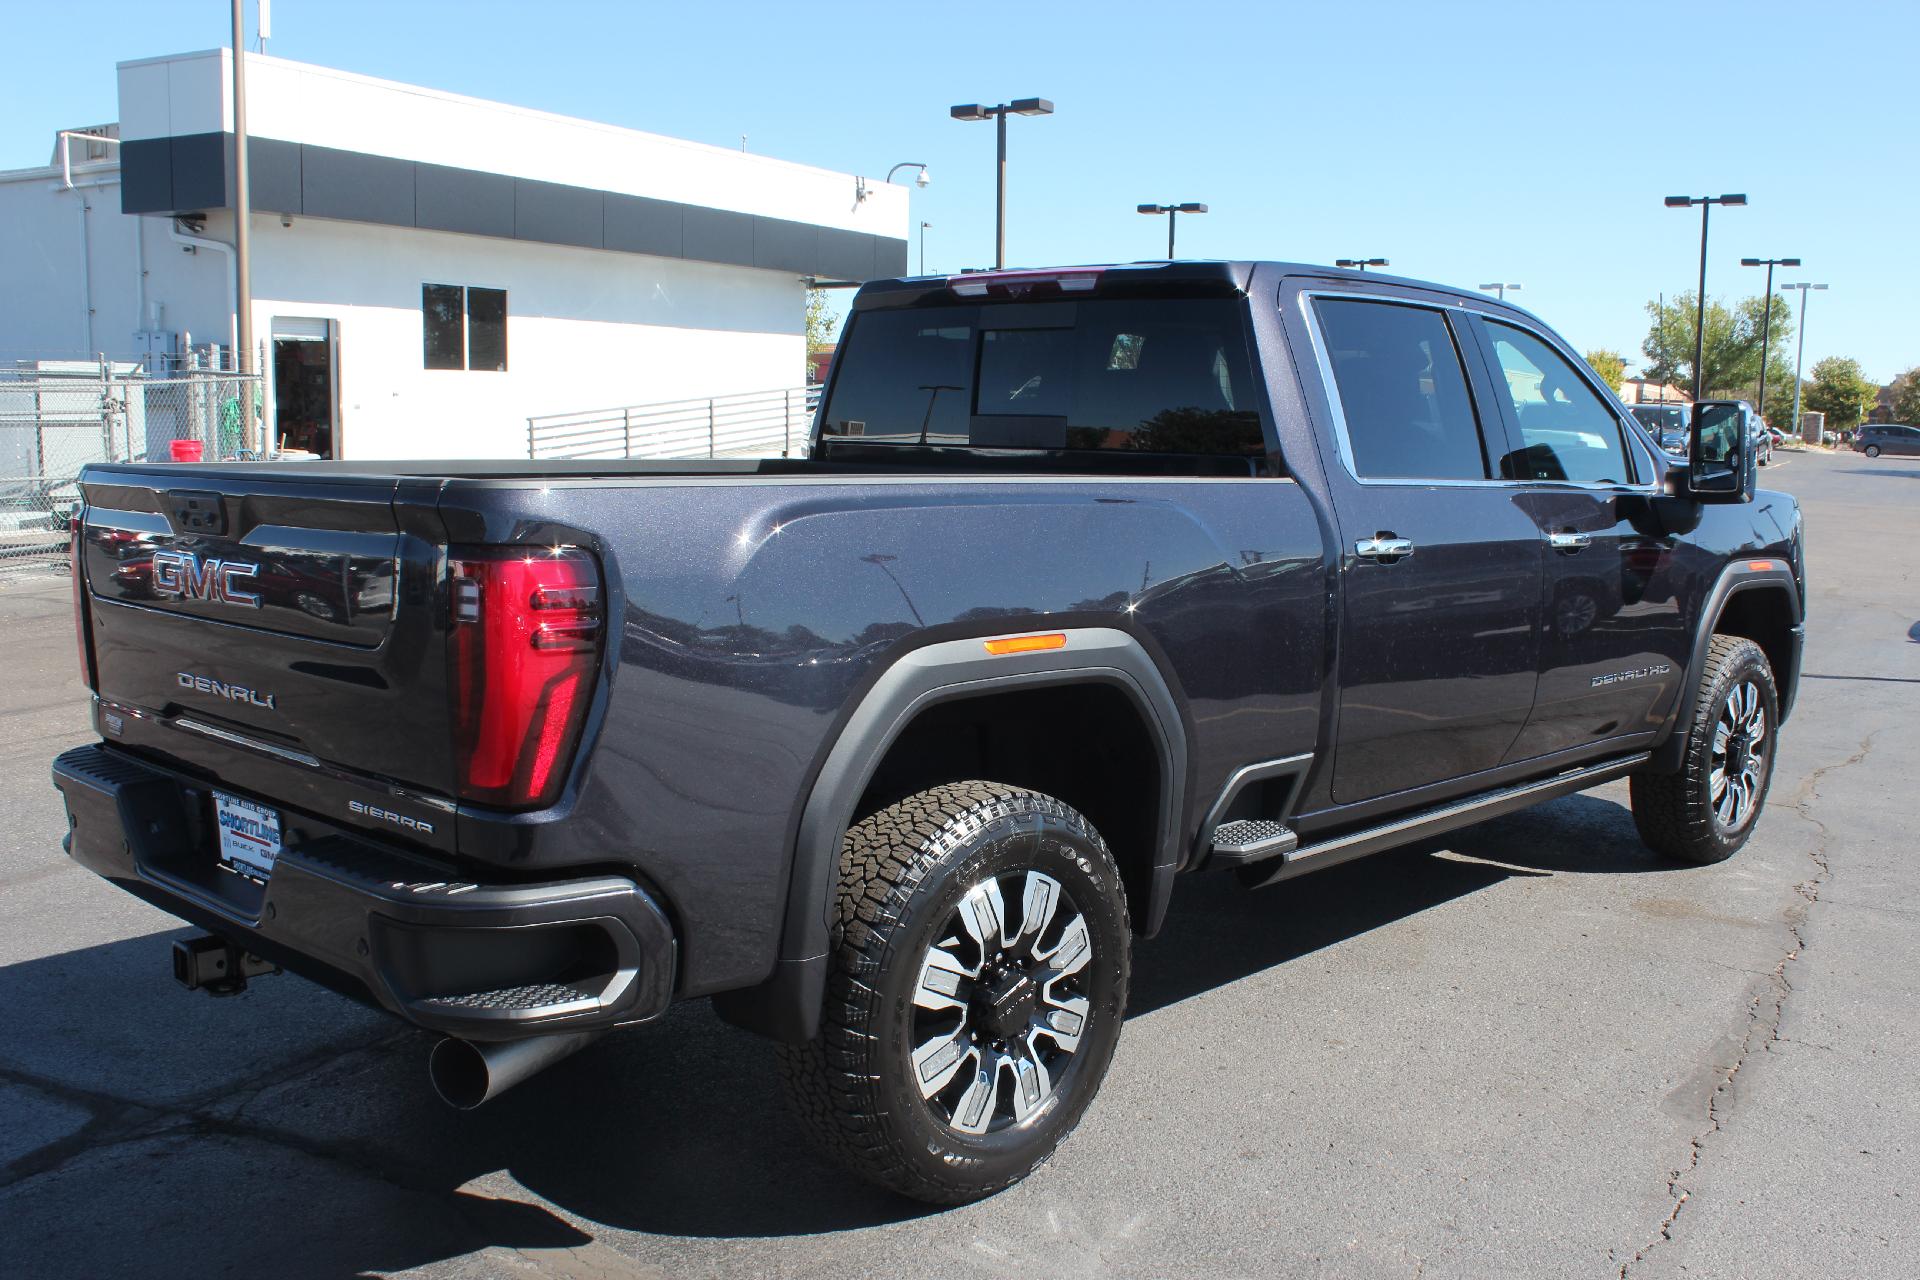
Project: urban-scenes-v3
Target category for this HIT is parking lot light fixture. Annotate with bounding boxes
[1780,282,1828,437]
[1136,202,1208,258]
[950,98,1055,269]
[1665,194,1747,399]
[886,162,932,188]
[1478,282,1521,300]
[1740,256,1801,420]
[1335,258,1388,271]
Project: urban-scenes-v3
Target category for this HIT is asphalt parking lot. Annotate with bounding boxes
[2,448,1914,1279]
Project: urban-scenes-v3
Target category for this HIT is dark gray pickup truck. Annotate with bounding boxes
[54,260,1803,1203]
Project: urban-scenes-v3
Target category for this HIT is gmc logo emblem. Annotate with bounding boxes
[151,549,262,609]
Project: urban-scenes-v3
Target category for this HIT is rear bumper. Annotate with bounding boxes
[52,743,675,1041]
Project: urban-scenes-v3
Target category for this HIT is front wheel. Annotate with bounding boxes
[1865,444,1882,458]
[1630,635,1779,864]
[781,782,1131,1204]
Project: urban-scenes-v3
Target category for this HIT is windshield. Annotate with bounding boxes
[820,298,1264,457]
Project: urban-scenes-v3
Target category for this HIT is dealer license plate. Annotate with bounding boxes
[214,790,281,880]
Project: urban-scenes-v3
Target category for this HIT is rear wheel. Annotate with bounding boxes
[1631,635,1778,864]
[780,781,1130,1204]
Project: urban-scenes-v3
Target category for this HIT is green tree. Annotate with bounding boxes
[1889,366,1920,424]
[1583,348,1627,392]
[1641,293,1792,400]
[805,288,840,349]
[1802,357,1878,431]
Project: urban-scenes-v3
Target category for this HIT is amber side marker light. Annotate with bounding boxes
[983,632,1068,656]
[1748,559,1778,572]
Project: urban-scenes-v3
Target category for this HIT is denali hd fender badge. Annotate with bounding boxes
[1591,662,1674,688]
[348,800,435,835]
[151,549,261,609]
[176,672,276,709]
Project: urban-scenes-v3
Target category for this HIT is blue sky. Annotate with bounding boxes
[9,0,1914,383]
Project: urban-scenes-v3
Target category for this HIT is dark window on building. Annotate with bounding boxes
[821,298,1264,456]
[423,284,465,370]
[422,284,508,372]
[1314,299,1488,480]
[467,287,508,372]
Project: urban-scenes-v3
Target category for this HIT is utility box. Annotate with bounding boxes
[1801,411,1825,445]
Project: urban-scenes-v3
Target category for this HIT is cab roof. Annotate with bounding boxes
[850,260,1508,311]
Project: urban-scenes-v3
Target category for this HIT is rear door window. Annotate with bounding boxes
[1485,322,1635,485]
[821,298,1264,456]
[1312,298,1490,480]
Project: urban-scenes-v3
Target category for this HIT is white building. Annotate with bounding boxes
[0,50,909,460]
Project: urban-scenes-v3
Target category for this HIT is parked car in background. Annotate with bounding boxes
[1693,400,1771,466]
[1854,423,1920,458]
[1628,403,1691,456]
[1629,403,1688,442]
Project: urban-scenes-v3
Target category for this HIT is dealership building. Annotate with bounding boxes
[0,50,910,460]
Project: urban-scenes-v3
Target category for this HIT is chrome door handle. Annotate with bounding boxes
[1548,531,1592,551]
[1355,536,1416,560]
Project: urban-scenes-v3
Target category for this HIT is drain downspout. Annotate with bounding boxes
[168,220,240,364]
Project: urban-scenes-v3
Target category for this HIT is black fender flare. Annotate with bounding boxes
[1648,560,1803,773]
[713,627,1188,1042]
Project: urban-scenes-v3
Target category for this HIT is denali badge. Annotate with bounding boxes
[177,672,277,709]
[151,549,261,609]
[348,800,435,835]
[1591,662,1674,688]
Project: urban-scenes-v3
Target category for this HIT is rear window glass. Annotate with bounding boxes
[821,298,1264,456]
[1313,298,1488,480]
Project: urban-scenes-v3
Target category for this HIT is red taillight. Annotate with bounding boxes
[70,512,94,688]
[448,546,603,809]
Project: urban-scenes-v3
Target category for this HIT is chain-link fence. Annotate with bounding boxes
[0,357,260,570]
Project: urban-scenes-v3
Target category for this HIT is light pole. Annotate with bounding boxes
[1478,282,1522,300]
[1780,282,1828,436]
[1665,193,1746,400]
[1739,256,1800,421]
[885,162,931,188]
[230,0,254,438]
[1336,258,1388,272]
[1136,202,1208,258]
[950,98,1054,269]
[918,221,931,275]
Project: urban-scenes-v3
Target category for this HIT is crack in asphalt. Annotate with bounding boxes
[1616,729,1880,1279]
[0,1027,419,1195]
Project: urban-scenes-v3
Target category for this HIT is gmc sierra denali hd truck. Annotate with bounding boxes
[53,261,1803,1203]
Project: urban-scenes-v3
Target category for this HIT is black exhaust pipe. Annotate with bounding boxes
[428,1031,602,1109]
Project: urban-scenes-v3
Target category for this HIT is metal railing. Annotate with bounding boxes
[527,386,821,461]
[1,357,260,568]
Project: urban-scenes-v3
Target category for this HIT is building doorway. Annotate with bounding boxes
[270,318,337,458]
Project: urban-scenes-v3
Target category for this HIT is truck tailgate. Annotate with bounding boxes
[78,468,456,805]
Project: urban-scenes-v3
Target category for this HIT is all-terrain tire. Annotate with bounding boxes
[779,781,1131,1204]
[1631,635,1779,865]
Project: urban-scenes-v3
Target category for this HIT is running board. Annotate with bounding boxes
[1242,753,1650,890]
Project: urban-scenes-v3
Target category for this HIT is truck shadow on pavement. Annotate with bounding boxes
[1,794,1680,1275]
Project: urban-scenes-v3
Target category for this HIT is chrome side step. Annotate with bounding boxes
[1243,753,1651,890]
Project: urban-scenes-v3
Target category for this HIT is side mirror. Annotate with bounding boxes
[1685,402,1755,503]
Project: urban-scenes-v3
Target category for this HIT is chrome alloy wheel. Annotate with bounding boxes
[1710,678,1768,830]
[909,870,1093,1135]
